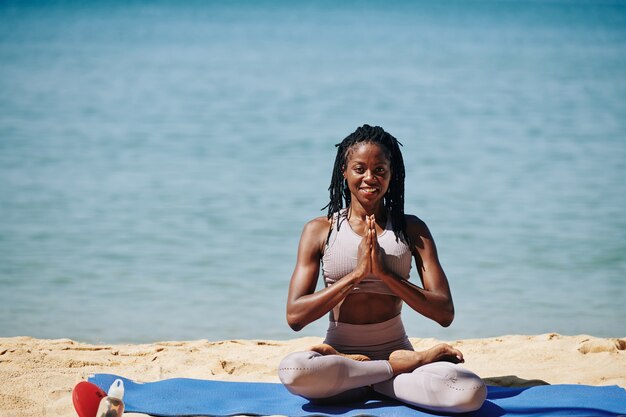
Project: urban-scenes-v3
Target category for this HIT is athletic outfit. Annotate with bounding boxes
[278,211,486,413]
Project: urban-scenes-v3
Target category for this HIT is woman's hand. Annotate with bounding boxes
[355,215,388,280]
[368,215,388,278]
[354,224,372,281]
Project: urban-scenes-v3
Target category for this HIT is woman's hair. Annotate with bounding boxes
[323,124,408,242]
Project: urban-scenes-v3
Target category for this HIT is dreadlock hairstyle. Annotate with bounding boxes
[323,124,409,243]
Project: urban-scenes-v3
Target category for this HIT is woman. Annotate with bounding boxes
[278,125,487,413]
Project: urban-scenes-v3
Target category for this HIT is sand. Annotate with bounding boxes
[0,333,624,417]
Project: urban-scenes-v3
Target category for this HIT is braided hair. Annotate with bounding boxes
[323,124,408,243]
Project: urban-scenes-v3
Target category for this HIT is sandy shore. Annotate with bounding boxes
[1,333,624,417]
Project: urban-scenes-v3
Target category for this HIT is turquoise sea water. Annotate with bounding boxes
[1,1,625,343]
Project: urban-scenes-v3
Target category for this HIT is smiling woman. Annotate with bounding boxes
[278,125,487,413]
[344,143,392,209]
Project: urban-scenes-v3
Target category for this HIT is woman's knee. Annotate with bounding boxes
[278,351,327,398]
[389,362,487,413]
[278,351,319,386]
[451,372,487,412]
[428,363,487,413]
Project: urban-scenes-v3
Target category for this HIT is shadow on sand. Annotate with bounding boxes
[482,375,550,388]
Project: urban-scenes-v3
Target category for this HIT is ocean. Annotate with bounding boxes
[1,0,625,343]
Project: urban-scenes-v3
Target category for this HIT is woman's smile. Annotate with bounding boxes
[359,186,380,196]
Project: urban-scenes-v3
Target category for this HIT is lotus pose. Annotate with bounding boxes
[278,125,487,413]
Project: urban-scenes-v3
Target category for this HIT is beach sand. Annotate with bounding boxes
[1,334,624,417]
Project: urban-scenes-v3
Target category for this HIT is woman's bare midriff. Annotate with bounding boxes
[330,293,403,324]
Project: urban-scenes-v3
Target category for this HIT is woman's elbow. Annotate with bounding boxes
[286,311,305,332]
[438,315,454,328]
[437,306,455,328]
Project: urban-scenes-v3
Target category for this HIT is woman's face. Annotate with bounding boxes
[343,142,392,207]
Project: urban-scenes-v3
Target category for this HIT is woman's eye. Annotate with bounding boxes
[354,167,365,174]
[375,167,386,174]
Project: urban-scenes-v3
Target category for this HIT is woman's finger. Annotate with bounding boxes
[372,216,378,238]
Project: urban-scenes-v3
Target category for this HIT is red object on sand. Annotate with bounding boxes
[72,381,107,417]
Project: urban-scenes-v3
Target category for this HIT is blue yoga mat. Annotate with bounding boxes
[89,373,626,417]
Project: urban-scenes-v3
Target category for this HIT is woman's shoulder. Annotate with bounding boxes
[404,213,425,227]
[301,216,332,237]
[403,214,432,237]
[300,216,332,254]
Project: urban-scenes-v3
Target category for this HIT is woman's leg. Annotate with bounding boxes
[278,350,393,399]
[372,361,487,413]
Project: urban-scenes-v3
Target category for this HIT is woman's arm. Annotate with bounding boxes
[371,215,455,327]
[286,217,370,331]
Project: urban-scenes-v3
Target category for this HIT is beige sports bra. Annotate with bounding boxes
[322,209,412,296]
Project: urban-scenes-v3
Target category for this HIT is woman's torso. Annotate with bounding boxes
[321,210,413,324]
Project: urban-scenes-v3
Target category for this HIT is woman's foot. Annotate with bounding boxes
[309,343,371,361]
[389,343,464,375]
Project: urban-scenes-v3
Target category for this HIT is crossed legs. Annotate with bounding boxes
[278,346,486,413]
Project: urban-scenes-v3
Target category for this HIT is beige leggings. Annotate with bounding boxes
[278,317,486,413]
[278,351,486,413]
